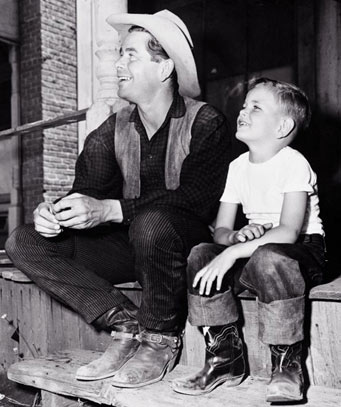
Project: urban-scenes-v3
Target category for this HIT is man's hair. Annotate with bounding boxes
[248,77,311,135]
[128,25,178,91]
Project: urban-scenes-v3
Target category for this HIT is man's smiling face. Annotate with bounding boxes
[115,31,163,104]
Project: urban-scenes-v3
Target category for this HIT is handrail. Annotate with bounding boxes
[0,108,88,140]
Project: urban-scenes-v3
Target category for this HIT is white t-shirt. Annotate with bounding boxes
[220,146,324,235]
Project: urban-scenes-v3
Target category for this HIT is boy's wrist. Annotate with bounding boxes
[223,244,238,261]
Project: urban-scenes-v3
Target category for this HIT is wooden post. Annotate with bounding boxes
[8,45,22,233]
[84,0,128,139]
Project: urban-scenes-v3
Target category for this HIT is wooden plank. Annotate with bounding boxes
[0,108,87,140]
[7,349,341,407]
[180,320,205,367]
[308,301,341,388]
[0,278,19,370]
[240,298,271,378]
[1,268,32,283]
[41,391,82,407]
[309,275,341,300]
[0,249,12,264]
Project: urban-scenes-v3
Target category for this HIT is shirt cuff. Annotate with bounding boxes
[119,199,136,225]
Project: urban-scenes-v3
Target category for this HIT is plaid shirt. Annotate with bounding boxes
[70,93,232,224]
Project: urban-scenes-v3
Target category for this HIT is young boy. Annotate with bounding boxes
[171,78,326,402]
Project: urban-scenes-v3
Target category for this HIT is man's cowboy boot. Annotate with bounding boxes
[111,330,181,388]
[171,324,245,395]
[266,342,304,402]
[76,303,139,381]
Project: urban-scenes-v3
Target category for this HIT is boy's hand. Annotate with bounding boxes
[193,250,237,296]
[233,222,272,243]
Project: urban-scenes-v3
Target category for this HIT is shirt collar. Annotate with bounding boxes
[129,92,186,124]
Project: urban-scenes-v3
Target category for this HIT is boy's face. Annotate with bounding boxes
[236,84,283,145]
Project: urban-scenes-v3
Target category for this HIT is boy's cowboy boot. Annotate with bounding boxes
[76,303,140,381]
[266,342,304,402]
[111,330,181,388]
[171,323,245,395]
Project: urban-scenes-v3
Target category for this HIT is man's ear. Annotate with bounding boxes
[277,117,295,139]
[160,58,175,82]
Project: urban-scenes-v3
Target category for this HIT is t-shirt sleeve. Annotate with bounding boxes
[220,161,241,203]
[282,154,315,194]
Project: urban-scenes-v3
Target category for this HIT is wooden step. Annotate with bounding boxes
[3,268,341,301]
[0,249,12,265]
[7,349,341,407]
[0,267,32,283]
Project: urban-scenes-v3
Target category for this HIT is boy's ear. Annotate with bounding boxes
[277,117,295,139]
[160,58,175,82]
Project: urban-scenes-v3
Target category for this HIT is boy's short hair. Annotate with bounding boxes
[128,25,178,91]
[249,77,311,135]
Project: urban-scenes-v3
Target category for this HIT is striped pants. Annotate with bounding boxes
[5,208,211,332]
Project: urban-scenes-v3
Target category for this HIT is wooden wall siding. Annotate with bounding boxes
[0,278,112,372]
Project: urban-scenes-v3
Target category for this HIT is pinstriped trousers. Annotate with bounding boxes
[5,208,211,332]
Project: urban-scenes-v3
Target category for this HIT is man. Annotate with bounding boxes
[5,10,231,388]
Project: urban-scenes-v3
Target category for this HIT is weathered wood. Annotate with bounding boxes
[2,269,341,387]
[308,300,341,388]
[309,275,341,300]
[1,268,32,283]
[0,249,12,264]
[41,391,81,407]
[0,108,87,140]
[8,349,341,407]
[240,299,271,378]
[4,269,341,300]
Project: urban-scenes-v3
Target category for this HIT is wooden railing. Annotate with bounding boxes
[0,108,87,140]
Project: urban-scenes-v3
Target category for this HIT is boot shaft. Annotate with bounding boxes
[204,324,243,361]
[93,302,139,333]
[270,342,302,373]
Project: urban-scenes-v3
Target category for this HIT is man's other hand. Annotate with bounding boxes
[33,202,62,238]
[53,193,122,229]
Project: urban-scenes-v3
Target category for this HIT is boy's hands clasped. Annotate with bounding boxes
[194,222,273,295]
[231,222,273,243]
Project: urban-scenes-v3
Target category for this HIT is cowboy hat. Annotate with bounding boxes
[106,9,201,98]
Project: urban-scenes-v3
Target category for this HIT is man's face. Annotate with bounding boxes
[115,31,162,104]
[236,84,283,146]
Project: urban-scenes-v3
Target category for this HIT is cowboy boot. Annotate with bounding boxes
[266,342,304,402]
[111,330,181,388]
[171,323,245,395]
[76,302,140,381]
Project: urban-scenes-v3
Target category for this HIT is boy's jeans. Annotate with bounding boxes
[187,235,326,345]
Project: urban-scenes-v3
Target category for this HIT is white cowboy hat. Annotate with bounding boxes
[106,9,201,98]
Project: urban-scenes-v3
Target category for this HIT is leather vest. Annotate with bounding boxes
[115,96,206,199]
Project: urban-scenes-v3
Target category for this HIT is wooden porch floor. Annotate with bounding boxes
[8,349,341,407]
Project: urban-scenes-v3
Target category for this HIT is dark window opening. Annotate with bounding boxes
[0,42,12,131]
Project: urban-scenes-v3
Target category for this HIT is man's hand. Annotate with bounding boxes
[53,193,122,229]
[193,249,237,296]
[33,202,63,238]
[232,222,273,244]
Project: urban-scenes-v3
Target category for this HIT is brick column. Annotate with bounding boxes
[20,0,78,222]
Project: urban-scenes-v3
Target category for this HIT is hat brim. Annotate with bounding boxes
[106,13,201,98]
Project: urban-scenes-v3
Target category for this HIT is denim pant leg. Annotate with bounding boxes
[186,243,240,326]
[239,241,325,345]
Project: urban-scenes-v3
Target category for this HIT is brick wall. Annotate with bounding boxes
[20,0,78,222]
